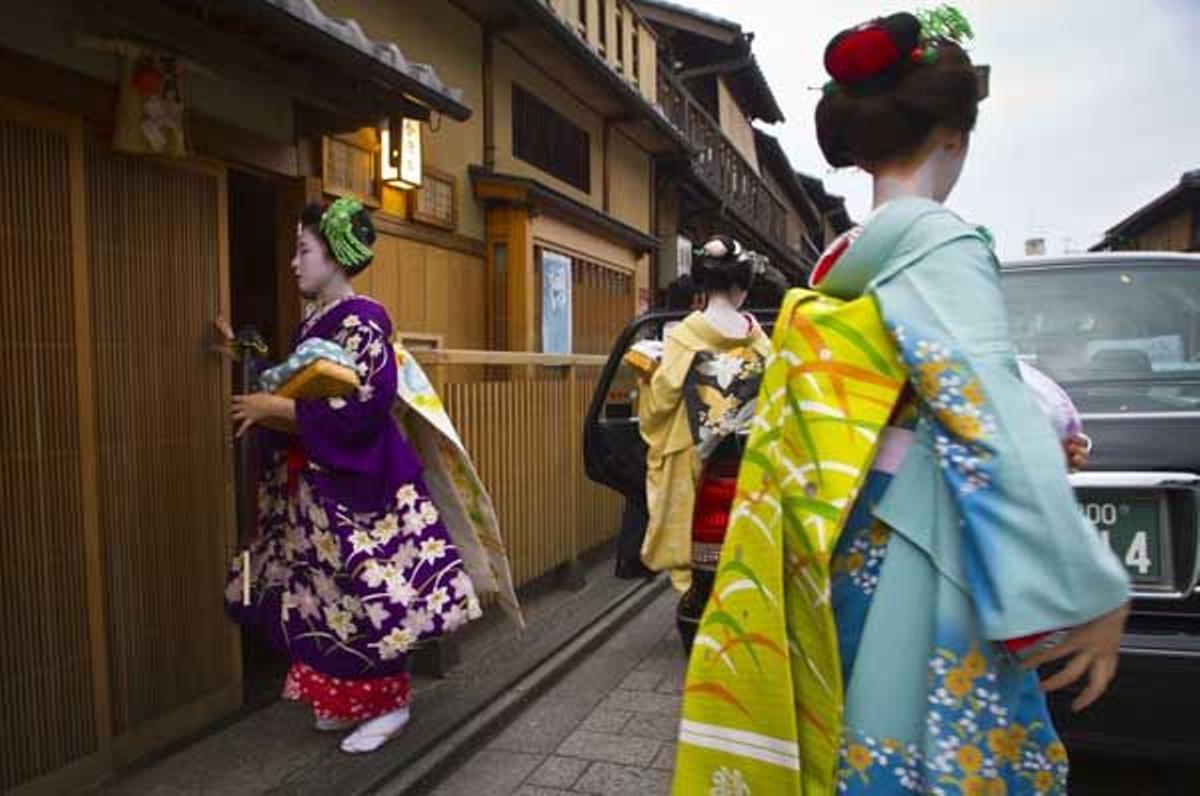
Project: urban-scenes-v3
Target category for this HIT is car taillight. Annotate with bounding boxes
[693,475,737,544]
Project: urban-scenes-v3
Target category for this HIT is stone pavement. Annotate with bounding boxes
[94,550,661,796]
[425,588,685,796]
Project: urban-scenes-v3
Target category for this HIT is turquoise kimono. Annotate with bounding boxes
[821,199,1130,794]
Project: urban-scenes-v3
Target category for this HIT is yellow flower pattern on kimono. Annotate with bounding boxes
[836,644,1068,795]
[831,521,891,596]
[892,324,998,496]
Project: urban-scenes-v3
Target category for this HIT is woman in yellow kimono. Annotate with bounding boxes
[634,236,772,591]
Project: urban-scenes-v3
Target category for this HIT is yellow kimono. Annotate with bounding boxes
[636,312,771,591]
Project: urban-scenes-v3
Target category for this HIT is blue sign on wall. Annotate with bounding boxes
[541,250,573,354]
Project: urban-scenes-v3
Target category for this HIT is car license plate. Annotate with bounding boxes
[1077,490,1165,584]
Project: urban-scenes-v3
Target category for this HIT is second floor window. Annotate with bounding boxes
[513,84,591,193]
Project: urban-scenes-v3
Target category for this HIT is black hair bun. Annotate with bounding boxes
[692,235,757,294]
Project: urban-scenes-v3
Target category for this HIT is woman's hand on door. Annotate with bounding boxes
[210,316,238,361]
[231,393,295,437]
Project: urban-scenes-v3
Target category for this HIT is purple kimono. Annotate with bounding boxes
[226,296,479,681]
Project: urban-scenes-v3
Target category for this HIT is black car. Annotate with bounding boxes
[1001,253,1200,761]
[585,253,1200,760]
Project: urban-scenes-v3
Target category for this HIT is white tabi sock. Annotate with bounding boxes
[339,707,410,754]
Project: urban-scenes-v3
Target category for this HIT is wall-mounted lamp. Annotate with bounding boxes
[380,115,423,190]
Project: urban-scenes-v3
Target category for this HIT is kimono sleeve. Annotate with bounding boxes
[294,309,398,473]
[877,235,1129,641]
[637,334,694,456]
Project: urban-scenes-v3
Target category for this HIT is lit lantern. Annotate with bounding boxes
[380,116,423,190]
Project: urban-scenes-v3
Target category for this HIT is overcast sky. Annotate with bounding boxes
[679,0,1200,259]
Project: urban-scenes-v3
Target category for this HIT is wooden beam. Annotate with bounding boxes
[190,115,299,176]
[373,213,487,258]
[602,118,611,213]
[677,54,752,81]
[631,2,741,45]
[413,348,606,367]
[483,26,496,170]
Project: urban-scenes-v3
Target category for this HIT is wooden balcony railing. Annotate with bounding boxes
[545,0,658,104]
[412,350,621,588]
[656,67,789,251]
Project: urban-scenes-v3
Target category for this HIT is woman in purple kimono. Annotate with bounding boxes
[226,198,479,754]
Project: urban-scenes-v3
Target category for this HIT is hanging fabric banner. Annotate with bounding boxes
[114,48,188,157]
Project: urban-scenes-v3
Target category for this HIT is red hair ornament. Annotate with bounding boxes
[823,13,922,94]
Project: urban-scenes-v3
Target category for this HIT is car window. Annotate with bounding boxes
[1001,262,1200,413]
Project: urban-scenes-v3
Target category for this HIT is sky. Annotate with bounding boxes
[677,0,1200,259]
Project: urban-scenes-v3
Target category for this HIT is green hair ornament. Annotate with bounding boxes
[916,4,974,45]
[319,197,373,269]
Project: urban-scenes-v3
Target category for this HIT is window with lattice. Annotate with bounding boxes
[410,167,457,230]
[512,84,590,194]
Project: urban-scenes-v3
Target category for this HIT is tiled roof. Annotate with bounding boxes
[261,0,464,105]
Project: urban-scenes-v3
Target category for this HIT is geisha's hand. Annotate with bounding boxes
[1063,434,1091,472]
[231,393,295,437]
[1023,602,1129,712]
[210,316,238,361]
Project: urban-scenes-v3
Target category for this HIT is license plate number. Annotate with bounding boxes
[1078,494,1163,582]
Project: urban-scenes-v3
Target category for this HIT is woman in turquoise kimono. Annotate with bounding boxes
[674,9,1129,795]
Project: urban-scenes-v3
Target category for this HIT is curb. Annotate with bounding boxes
[366,574,670,795]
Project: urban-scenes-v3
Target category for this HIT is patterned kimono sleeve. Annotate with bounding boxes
[294,306,398,470]
[877,235,1129,641]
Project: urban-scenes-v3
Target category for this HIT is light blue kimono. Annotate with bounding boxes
[819,199,1130,794]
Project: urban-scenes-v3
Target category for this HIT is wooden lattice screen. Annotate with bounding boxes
[571,258,631,355]
[85,144,238,738]
[0,103,100,791]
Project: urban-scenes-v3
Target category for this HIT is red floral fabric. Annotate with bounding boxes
[281,662,410,721]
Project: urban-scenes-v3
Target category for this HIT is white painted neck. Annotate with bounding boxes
[703,294,748,338]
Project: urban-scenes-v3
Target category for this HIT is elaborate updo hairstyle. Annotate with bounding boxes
[300,198,378,276]
[815,11,979,169]
[691,235,763,295]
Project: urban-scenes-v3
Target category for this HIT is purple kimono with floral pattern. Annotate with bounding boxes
[226,296,479,680]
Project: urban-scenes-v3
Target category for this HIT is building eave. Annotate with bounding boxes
[93,0,473,123]
[631,1,782,124]
[631,0,742,44]
[1093,169,1200,249]
[754,130,817,225]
